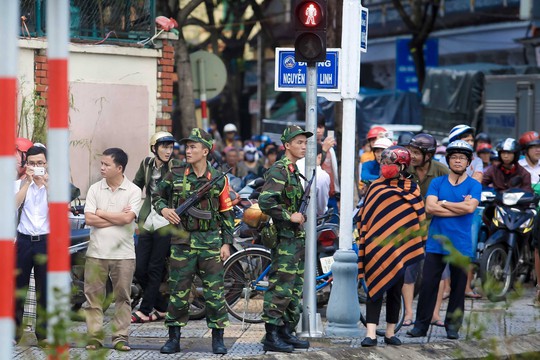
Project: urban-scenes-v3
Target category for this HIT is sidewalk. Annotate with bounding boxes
[13,286,540,359]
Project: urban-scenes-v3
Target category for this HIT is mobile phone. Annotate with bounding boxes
[33,167,45,176]
[328,130,335,139]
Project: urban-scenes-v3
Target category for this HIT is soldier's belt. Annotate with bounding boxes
[186,207,212,220]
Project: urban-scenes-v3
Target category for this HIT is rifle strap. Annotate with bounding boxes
[182,167,188,198]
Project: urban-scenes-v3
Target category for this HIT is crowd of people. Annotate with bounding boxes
[356,125,540,347]
[11,121,540,353]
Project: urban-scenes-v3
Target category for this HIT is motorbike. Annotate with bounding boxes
[478,188,539,302]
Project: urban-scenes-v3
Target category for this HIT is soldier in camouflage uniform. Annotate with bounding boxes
[152,128,234,355]
[258,125,313,353]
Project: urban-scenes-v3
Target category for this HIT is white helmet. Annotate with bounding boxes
[372,137,393,150]
[448,124,475,143]
[224,123,237,133]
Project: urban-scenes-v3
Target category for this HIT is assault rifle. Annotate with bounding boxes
[174,168,232,220]
[298,169,316,217]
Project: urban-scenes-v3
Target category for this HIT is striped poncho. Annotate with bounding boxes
[357,177,427,301]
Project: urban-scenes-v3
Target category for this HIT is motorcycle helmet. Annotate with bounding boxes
[397,132,415,146]
[16,137,33,168]
[448,124,475,143]
[496,138,520,163]
[243,203,269,228]
[16,137,33,153]
[476,143,492,153]
[150,131,176,162]
[223,123,237,133]
[518,131,540,150]
[150,131,176,149]
[408,133,437,154]
[380,145,411,167]
[475,132,491,145]
[367,126,387,140]
[445,140,474,164]
[372,137,394,150]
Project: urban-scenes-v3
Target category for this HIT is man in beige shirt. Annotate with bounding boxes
[84,148,142,351]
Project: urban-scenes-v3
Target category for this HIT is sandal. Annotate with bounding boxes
[149,310,166,322]
[113,341,131,352]
[85,340,103,350]
[465,290,482,299]
[402,319,414,327]
[431,319,445,327]
[131,311,150,323]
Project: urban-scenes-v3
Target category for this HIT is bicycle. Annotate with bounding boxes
[222,243,405,336]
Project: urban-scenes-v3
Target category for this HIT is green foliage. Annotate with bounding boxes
[17,88,47,144]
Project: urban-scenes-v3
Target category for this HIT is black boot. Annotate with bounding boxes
[278,322,310,349]
[262,323,294,353]
[211,328,227,354]
[160,326,181,354]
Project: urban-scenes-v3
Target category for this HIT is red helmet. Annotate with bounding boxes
[518,131,540,149]
[476,143,493,153]
[381,145,411,167]
[367,126,387,140]
[16,137,33,152]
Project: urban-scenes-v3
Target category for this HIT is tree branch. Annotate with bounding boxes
[392,0,417,31]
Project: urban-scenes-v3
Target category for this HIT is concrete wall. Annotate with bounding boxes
[17,39,162,197]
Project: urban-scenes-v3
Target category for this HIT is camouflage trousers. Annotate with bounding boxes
[165,244,229,329]
[262,237,305,326]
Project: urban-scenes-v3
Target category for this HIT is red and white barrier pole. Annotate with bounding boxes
[47,0,70,356]
[0,1,19,358]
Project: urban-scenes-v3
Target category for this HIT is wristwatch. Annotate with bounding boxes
[441,200,447,206]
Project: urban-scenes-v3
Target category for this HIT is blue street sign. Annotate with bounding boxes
[395,38,438,93]
[275,48,340,93]
[360,7,368,53]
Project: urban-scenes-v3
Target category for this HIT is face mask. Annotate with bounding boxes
[245,152,256,162]
[381,164,400,179]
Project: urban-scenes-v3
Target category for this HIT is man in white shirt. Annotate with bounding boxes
[14,146,49,348]
[84,148,142,351]
[295,144,330,217]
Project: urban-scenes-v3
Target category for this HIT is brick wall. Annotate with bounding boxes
[156,40,176,132]
[32,44,174,133]
[34,50,48,108]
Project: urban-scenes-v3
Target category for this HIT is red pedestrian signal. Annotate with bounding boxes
[297,1,323,27]
[293,0,327,63]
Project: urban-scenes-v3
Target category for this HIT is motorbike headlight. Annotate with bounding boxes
[519,216,534,232]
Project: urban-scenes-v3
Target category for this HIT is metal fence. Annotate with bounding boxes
[20,0,156,43]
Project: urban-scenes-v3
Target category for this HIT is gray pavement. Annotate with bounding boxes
[14,286,540,359]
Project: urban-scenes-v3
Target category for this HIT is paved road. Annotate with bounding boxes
[13,285,540,359]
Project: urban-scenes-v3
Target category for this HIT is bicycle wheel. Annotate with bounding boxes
[359,290,405,337]
[223,248,271,323]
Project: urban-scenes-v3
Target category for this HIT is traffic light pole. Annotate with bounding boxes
[326,0,363,337]
[298,63,323,337]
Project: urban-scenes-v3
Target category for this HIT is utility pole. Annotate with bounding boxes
[292,0,328,337]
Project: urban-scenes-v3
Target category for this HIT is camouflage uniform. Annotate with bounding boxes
[152,129,234,330]
[258,125,312,327]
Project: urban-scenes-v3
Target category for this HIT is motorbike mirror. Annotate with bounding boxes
[248,178,265,188]
[249,191,260,199]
